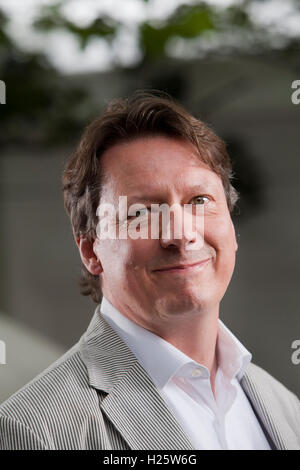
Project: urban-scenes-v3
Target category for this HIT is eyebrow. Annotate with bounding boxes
[127,183,218,203]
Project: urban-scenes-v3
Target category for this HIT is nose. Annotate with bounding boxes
[159,204,204,251]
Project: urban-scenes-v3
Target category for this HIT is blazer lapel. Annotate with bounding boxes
[241,364,299,450]
[80,306,194,450]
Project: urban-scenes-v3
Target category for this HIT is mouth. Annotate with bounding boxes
[153,258,210,274]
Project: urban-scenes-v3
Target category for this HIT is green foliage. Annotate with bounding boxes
[0,10,12,47]
[0,49,90,148]
[0,8,91,149]
[34,4,118,49]
[140,4,216,59]
[0,0,299,150]
[29,0,300,62]
[224,5,252,28]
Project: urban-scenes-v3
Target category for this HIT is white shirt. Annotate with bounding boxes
[100,296,271,450]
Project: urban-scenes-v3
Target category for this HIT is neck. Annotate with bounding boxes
[150,308,220,399]
[152,307,219,375]
[107,291,220,386]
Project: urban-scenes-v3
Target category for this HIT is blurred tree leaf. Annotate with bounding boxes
[0,6,91,150]
[0,9,13,48]
[140,4,216,59]
[1,0,300,151]
[224,5,252,28]
[67,17,117,48]
[33,4,118,49]
[30,0,300,62]
[169,4,215,37]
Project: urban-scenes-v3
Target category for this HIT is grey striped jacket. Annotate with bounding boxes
[0,305,299,450]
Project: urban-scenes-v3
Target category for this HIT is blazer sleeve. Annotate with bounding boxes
[0,415,47,450]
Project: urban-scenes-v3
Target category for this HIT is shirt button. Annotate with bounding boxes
[191,368,203,377]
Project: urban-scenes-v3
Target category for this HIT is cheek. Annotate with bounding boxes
[205,216,237,268]
[94,239,128,278]
[208,214,236,247]
[125,239,157,274]
[95,238,155,276]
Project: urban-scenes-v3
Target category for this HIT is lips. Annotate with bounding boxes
[154,258,210,273]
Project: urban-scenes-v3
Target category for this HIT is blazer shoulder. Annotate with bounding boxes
[246,362,300,422]
[0,340,84,411]
[0,338,104,449]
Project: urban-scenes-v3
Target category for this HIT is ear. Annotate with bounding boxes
[74,231,103,275]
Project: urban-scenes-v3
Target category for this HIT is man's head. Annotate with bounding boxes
[62,91,239,326]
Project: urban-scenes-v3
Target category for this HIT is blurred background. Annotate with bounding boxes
[0,0,299,403]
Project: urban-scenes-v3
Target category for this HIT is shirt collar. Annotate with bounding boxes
[100,296,252,390]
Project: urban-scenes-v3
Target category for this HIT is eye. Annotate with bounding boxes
[192,195,210,205]
[128,207,149,219]
[136,208,148,217]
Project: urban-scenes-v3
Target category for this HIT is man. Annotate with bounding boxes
[0,91,299,450]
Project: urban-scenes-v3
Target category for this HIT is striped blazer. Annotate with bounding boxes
[0,305,299,450]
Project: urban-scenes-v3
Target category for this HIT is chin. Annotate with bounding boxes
[153,290,208,319]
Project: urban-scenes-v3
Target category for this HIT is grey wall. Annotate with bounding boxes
[0,312,64,403]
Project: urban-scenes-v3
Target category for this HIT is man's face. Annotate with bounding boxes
[93,136,238,327]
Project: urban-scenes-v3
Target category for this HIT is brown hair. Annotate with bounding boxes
[62,90,239,304]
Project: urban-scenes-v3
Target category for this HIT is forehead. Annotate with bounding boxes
[100,136,222,197]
